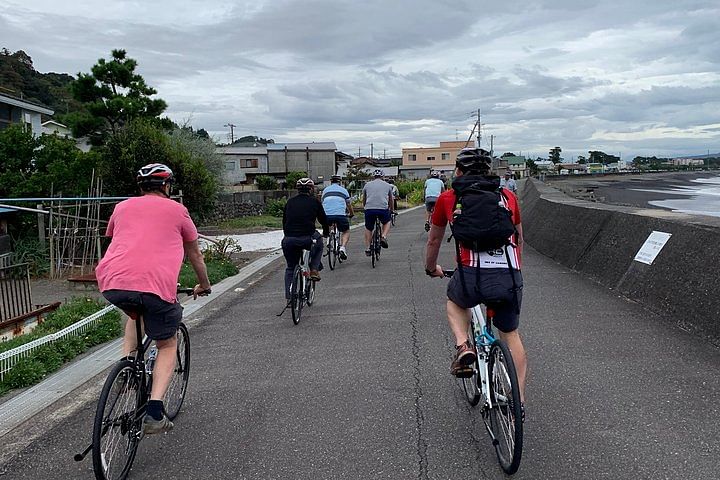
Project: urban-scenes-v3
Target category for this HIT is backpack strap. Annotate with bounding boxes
[503,246,521,314]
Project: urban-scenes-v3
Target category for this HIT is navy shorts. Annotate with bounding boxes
[103,290,183,341]
[326,215,350,232]
[425,197,438,212]
[364,209,391,231]
[447,267,523,333]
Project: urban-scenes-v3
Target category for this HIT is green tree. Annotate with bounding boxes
[285,171,307,187]
[256,175,278,190]
[549,146,562,163]
[66,49,167,144]
[0,125,36,196]
[525,159,538,176]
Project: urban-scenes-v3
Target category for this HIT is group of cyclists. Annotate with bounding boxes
[95,146,526,437]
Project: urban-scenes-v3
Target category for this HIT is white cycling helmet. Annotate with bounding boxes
[430,170,440,178]
[137,163,174,188]
[373,169,383,177]
[296,177,315,191]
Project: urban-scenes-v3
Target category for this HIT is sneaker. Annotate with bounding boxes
[450,340,477,377]
[309,270,321,281]
[339,247,348,260]
[143,414,174,434]
[380,237,389,249]
[424,221,430,232]
[365,249,372,257]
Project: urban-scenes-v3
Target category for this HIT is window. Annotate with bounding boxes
[409,154,417,161]
[241,158,258,168]
[441,153,450,160]
[225,161,236,171]
[427,156,435,161]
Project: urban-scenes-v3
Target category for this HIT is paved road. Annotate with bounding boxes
[2,207,720,479]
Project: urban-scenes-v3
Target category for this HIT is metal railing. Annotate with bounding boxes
[0,304,118,382]
[0,263,32,322]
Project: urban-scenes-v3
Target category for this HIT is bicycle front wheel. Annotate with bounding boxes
[488,340,523,474]
[290,266,304,325]
[92,359,141,480]
[164,323,190,420]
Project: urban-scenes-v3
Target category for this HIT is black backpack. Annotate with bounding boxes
[449,175,516,252]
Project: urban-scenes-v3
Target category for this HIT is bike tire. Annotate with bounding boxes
[306,279,316,306]
[92,359,141,480]
[290,266,303,325]
[488,340,523,474]
[328,234,337,270]
[164,323,190,420]
[462,327,481,406]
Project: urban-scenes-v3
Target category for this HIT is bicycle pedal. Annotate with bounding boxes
[453,368,474,378]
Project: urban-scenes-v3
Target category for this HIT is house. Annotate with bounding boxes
[402,140,468,173]
[503,155,529,178]
[0,92,54,137]
[587,163,605,174]
[216,145,269,187]
[41,120,71,137]
[267,142,337,186]
[534,160,555,171]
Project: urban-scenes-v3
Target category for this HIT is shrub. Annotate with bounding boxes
[256,175,278,190]
[407,188,424,205]
[265,197,287,217]
[202,237,242,263]
[11,237,50,277]
[32,344,63,373]
[3,357,47,389]
[397,180,424,199]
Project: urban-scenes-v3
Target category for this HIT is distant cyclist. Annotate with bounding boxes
[97,163,211,435]
[500,171,517,192]
[388,178,399,212]
[281,178,328,297]
[424,170,446,232]
[321,175,354,260]
[424,148,527,413]
[362,169,394,256]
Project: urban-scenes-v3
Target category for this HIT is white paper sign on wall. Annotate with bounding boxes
[634,231,672,265]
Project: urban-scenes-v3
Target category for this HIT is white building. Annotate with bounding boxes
[0,93,54,137]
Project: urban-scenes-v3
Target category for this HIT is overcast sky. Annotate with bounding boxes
[3,0,719,160]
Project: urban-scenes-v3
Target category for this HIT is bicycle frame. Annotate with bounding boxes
[469,305,497,410]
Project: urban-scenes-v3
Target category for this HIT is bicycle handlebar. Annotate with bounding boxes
[177,287,212,296]
[443,269,454,278]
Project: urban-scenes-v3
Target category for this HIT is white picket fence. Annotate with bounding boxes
[0,304,118,382]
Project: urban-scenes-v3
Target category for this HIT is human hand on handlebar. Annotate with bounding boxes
[193,284,212,299]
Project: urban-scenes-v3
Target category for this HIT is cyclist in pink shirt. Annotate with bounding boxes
[96,163,211,434]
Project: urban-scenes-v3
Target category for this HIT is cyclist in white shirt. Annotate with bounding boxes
[423,171,445,232]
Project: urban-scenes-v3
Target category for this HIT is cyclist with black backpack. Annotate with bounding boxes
[424,148,527,405]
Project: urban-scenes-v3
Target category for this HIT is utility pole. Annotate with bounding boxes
[490,135,494,157]
[371,143,374,160]
[477,108,481,147]
[358,146,361,157]
[224,123,236,144]
[383,149,386,159]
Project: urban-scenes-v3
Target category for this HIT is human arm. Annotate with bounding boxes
[515,222,524,259]
[346,200,354,218]
[424,224,445,277]
[316,199,329,237]
[183,239,212,297]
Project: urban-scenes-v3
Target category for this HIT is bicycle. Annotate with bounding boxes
[326,223,342,271]
[289,243,317,324]
[370,217,382,268]
[443,269,523,475]
[75,287,204,480]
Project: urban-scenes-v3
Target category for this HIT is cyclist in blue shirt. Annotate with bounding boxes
[321,175,354,260]
[424,171,446,232]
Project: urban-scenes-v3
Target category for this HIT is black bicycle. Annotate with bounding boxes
[290,245,316,324]
[75,287,205,480]
[370,217,382,268]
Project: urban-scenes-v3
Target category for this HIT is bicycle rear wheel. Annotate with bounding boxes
[164,323,190,420]
[306,279,316,306]
[327,233,337,270]
[488,340,523,474]
[290,266,304,325]
[462,328,481,406]
[92,359,141,480]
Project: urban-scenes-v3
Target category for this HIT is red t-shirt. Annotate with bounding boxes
[96,195,198,303]
[431,188,522,269]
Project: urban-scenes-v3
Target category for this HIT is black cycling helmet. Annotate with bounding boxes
[137,163,174,190]
[331,175,342,183]
[456,148,492,174]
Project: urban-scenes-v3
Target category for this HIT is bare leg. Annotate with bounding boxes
[122,317,141,356]
[447,300,471,346]
[149,336,178,401]
[498,330,527,402]
[341,230,350,247]
[364,228,371,248]
[381,221,391,239]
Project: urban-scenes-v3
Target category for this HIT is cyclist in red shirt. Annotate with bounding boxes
[424,148,527,409]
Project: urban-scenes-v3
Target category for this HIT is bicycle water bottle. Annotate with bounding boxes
[146,345,158,374]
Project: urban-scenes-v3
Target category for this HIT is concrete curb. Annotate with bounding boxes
[0,205,424,438]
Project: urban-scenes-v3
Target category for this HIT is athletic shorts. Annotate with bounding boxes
[446,267,523,333]
[364,209,391,231]
[425,197,438,212]
[102,289,183,341]
[326,215,350,233]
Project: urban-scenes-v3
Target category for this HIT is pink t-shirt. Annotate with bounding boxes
[96,195,198,303]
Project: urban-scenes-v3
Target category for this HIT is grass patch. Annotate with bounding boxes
[216,215,283,230]
[0,298,122,395]
[178,257,239,287]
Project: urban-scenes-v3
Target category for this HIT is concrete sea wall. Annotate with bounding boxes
[520,178,720,344]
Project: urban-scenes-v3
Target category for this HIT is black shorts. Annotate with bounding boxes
[102,290,183,341]
[447,267,523,333]
[326,215,350,232]
[425,198,438,212]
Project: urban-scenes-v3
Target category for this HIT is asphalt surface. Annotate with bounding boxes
[2,207,720,479]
